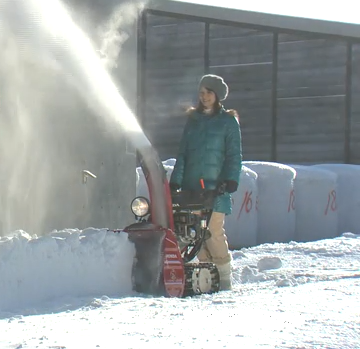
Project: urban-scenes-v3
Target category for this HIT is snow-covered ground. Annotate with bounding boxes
[0,228,359,349]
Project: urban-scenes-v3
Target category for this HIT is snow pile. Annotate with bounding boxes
[0,228,135,312]
[232,232,360,288]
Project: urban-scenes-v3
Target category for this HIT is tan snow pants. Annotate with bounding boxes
[197,211,232,266]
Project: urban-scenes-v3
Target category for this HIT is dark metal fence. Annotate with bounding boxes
[137,10,360,164]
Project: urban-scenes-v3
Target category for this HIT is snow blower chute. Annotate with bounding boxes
[112,147,220,297]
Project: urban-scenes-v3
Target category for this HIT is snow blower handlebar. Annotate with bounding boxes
[170,178,227,212]
[171,189,216,212]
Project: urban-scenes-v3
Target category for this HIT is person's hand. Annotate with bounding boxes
[225,180,238,193]
[216,182,227,195]
[216,180,238,195]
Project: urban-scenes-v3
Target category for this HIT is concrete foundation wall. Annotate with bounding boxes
[0,0,140,236]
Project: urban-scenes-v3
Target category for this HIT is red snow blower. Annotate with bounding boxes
[111,147,220,297]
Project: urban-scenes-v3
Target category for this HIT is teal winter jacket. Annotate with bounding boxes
[170,107,242,215]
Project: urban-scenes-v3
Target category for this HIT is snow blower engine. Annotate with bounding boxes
[115,148,221,298]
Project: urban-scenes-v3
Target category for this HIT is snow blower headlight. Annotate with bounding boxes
[131,197,150,217]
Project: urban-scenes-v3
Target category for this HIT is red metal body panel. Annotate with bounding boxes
[162,228,185,297]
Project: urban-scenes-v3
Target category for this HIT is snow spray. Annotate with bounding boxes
[0,0,169,234]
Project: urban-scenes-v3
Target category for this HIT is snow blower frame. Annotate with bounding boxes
[113,148,220,298]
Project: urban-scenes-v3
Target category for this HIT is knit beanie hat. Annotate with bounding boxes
[198,74,229,101]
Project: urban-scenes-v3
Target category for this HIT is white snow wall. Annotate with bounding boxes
[243,161,296,245]
[136,160,360,248]
[289,165,338,242]
[225,166,258,248]
[0,228,135,312]
[312,164,360,235]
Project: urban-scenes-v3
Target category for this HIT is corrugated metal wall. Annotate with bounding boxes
[0,63,135,236]
[0,0,138,236]
[141,12,360,165]
[143,15,205,160]
[208,25,274,161]
[351,44,360,163]
[276,34,347,163]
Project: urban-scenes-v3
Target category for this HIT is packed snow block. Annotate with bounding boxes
[225,166,258,249]
[289,165,338,242]
[163,158,177,167]
[243,161,296,245]
[163,164,174,182]
[136,167,149,198]
[312,164,360,235]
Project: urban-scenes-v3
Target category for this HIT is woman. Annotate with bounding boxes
[169,74,242,291]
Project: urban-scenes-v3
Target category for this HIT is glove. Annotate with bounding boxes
[216,182,227,195]
[225,180,238,193]
[169,182,181,192]
[216,180,238,195]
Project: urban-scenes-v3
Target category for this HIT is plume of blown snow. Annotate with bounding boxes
[97,1,146,70]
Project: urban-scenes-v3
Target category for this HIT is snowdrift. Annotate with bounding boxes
[136,160,360,248]
[0,228,134,312]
